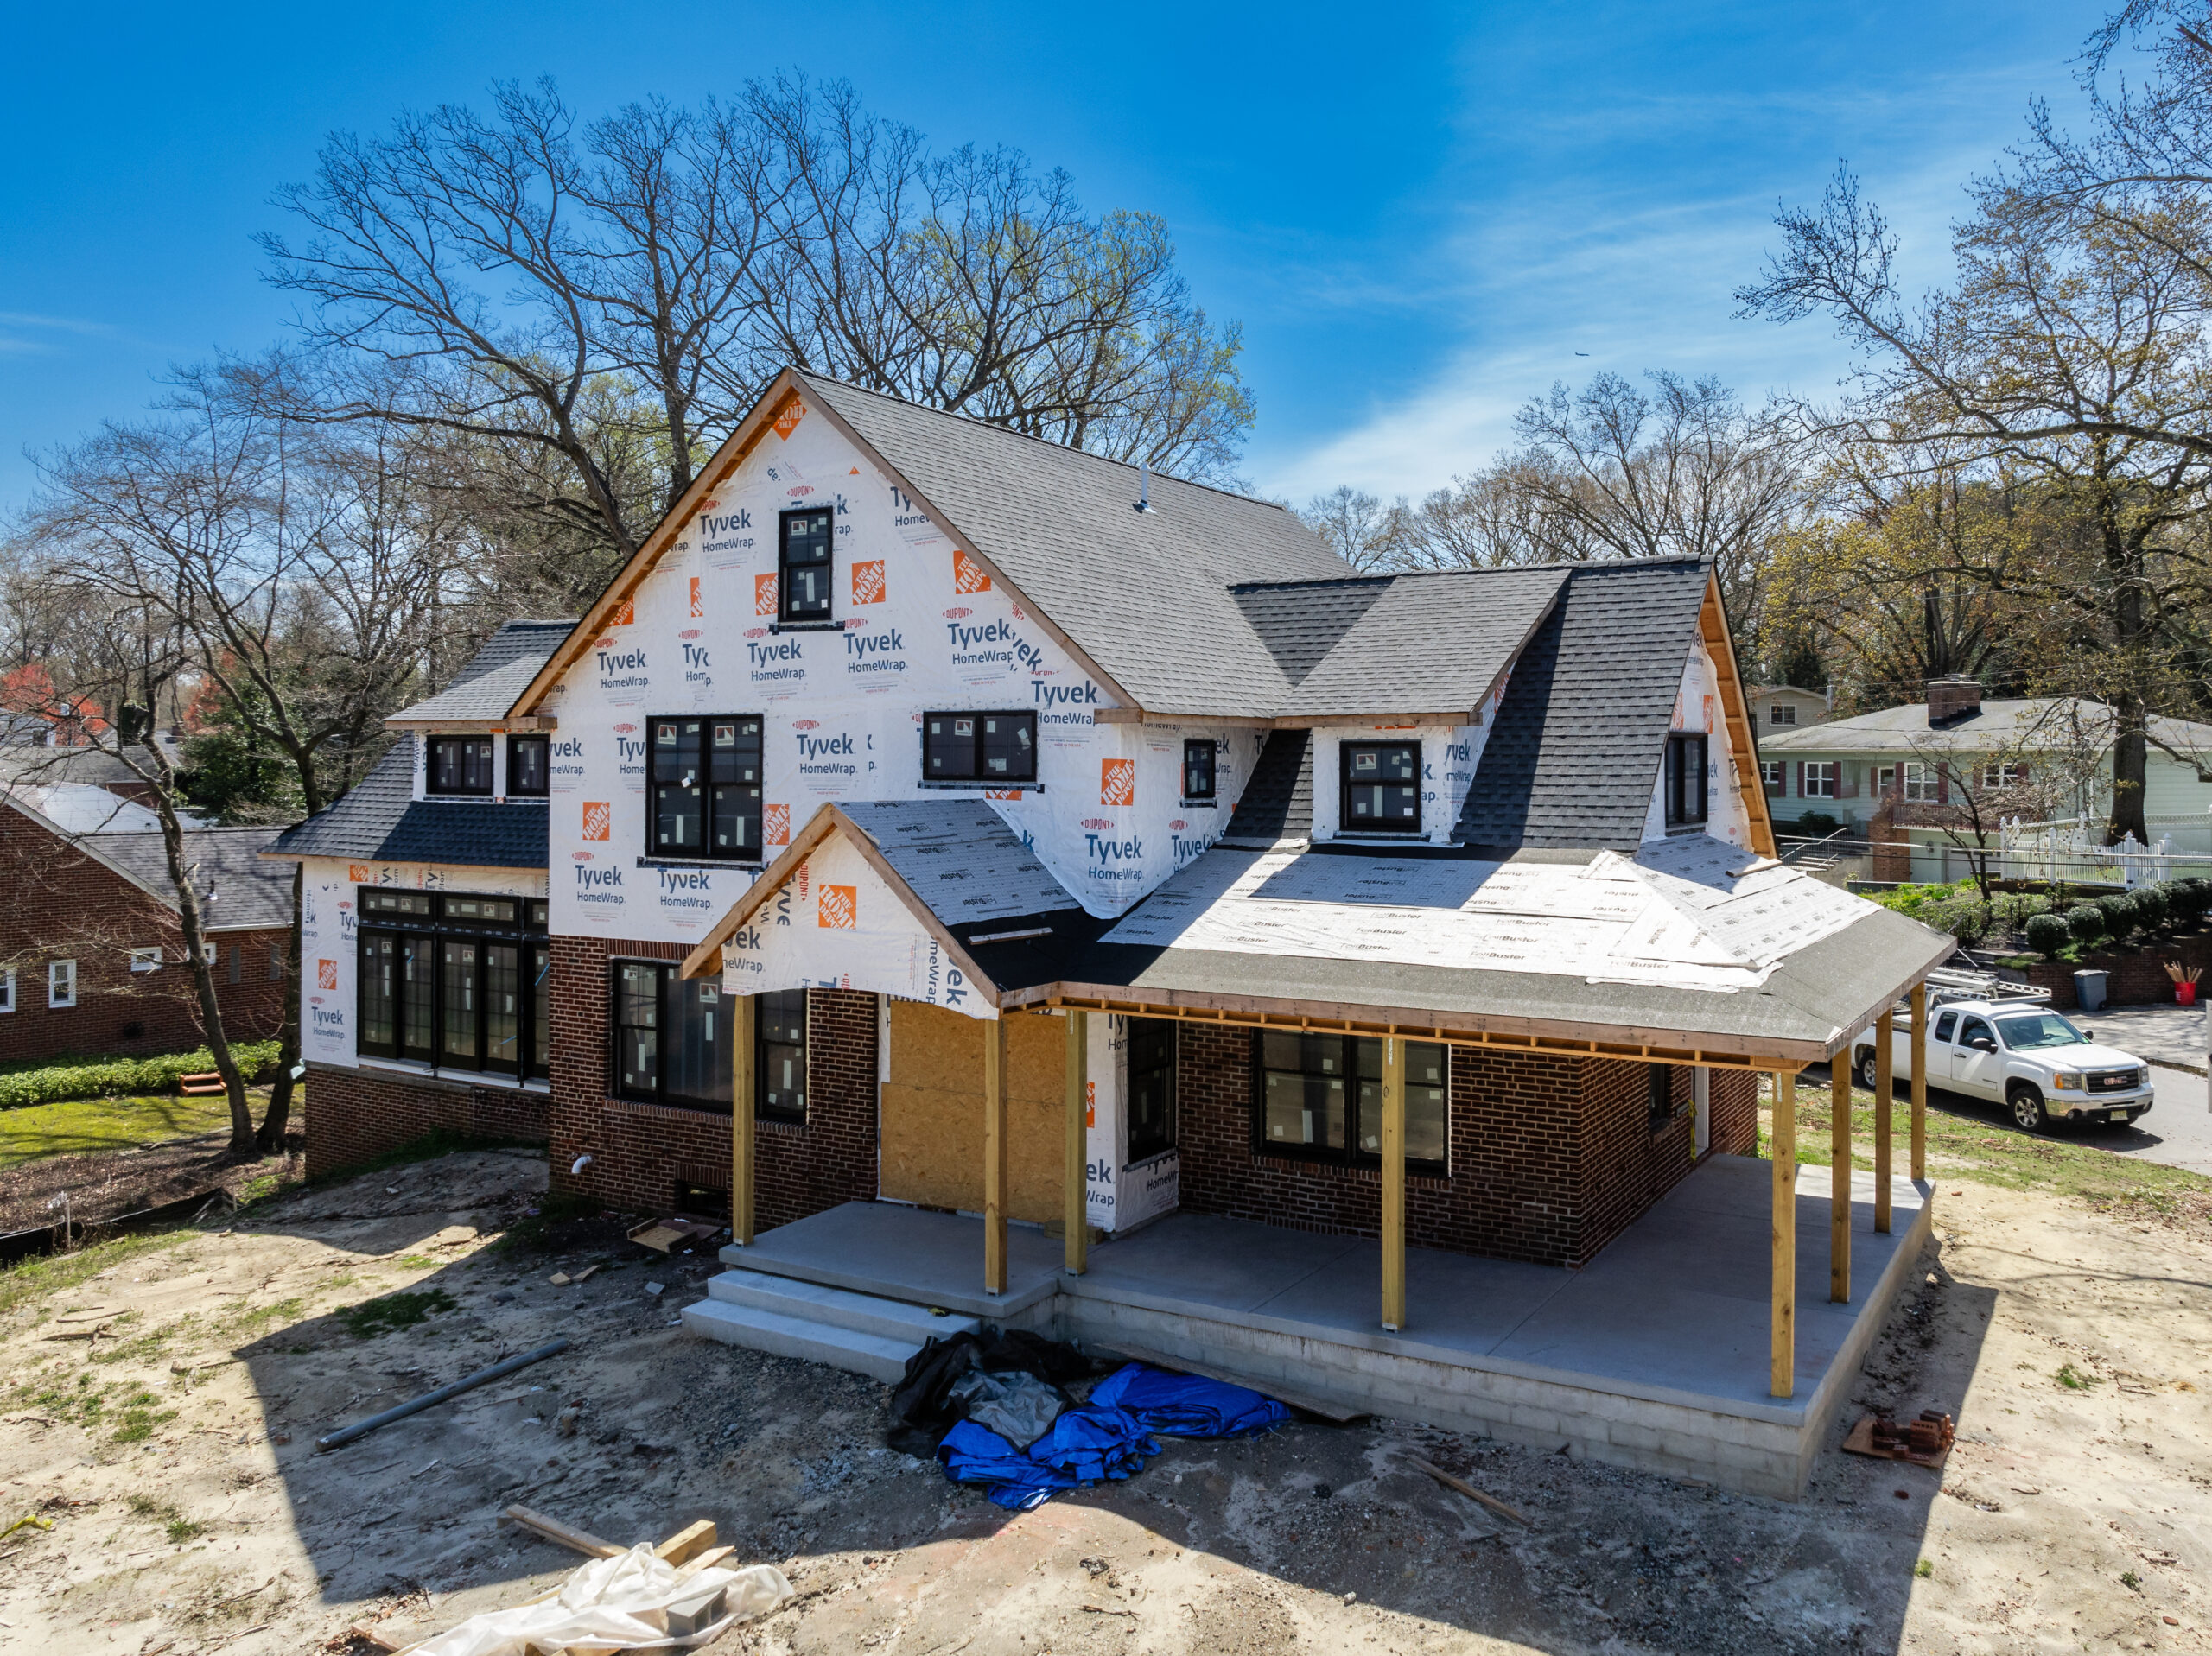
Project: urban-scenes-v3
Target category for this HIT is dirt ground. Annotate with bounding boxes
[0,1146,2207,1655]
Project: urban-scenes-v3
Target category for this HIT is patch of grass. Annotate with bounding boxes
[337,1288,457,1338]
[109,1384,177,1443]
[163,1515,206,1544]
[124,1493,200,1542]
[2122,1570,2143,1591]
[393,1255,438,1270]
[2056,1362,2101,1390]
[0,1228,190,1322]
[1914,1558,1934,1579]
[16,1374,177,1443]
[493,1188,608,1253]
[0,1091,251,1171]
[219,1297,304,1341]
[0,1042,283,1113]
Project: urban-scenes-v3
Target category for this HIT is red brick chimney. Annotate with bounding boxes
[1925,676,1983,725]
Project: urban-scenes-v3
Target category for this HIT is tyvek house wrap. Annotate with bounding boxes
[1099,831,1866,993]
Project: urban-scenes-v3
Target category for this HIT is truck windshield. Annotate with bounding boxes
[1994,1012,2088,1050]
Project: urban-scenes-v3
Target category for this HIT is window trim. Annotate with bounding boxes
[0,968,15,1014]
[608,959,738,1114]
[506,733,550,797]
[920,710,1039,784]
[1802,760,1838,800]
[755,987,808,1124]
[48,959,76,1009]
[130,946,162,974]
[1902,761,1938,803]
[1665,733,1709,825]
[355,888,549,1081]
[1126,1017,1178,1165]
[777,504,836,625]
[425,735,497,797]
[1249,1030,1448,1176]
[1181,739,1218,805]
[645,714,766,864]
[1338,740,1423,835]
[1769,703,1797,726]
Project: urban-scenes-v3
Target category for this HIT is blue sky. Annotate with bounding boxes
[0,2,2102,511]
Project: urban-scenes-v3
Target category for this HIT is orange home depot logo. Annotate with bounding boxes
[689,576,702,619]
[773,397,806,440]
[764,803,790,847]
[609,597,635,626]
[582,801,612,841]
[1085,1079,1096,1128]
[1101,758,1135,807]
[851,559,887,605]
[316,960,338,991]
[952,549,992,594]
[818,884,856,929]
[754,572,779,617]
[347,864,371,883]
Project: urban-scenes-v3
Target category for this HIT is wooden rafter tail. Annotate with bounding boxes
[1698,568,1777,860]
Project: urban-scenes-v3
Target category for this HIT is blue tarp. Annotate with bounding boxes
[1089,1362,1293,1438]
[936,1363,1287,1510]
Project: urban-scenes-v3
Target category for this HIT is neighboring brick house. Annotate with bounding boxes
[0,793,292,1063]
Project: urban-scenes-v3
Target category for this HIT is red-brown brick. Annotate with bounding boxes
[302,1062,550,1179]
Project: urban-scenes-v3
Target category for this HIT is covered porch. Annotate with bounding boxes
[706,1152,1933,1497]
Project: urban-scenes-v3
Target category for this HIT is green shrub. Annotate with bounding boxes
[1925,892,1993,945]
[0,1041,281,1113]
[2023,913,2069,954]
[2066,904,2109,947]
[2097,892,2139,939]
[2181,879,2212,921]
[2133,885,2171,931]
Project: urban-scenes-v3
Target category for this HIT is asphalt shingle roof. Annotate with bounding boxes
[92,827,296,930]
[1276,566,1568,719]
[797,372,1353,716]
[1453,557,1712,851]
[386,619,576,725]
[267,740,549,868]
[1221,729,1314,847]
[1228,578,1389,686]
[1760,695,2212,767]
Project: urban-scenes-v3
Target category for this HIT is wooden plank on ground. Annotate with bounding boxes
[1407,1453,1534,1527]
[1092,1342,1366,1424]
[502,1504,620,1559]
[653,1519,716,1565]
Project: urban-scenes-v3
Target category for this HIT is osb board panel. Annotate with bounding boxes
[882,1003,1066,1221]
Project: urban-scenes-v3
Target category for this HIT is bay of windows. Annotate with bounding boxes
[358,889,549,1081]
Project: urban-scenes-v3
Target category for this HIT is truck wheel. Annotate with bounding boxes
[2008,1083,2050,1134]
[1855,1048,1879,1090]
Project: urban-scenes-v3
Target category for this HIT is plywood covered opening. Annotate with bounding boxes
[880,1001,1065,1221]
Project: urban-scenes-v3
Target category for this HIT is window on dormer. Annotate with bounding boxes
[1665,733,1708,826]
[1182,740,1217,802]
[428,736,494,796]
[1340,743,1421,834]
[508,735,550,796]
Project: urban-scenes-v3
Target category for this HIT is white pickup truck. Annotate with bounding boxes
[1850,982,2156,1135]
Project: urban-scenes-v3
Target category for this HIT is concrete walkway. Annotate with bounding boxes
[2079,1002,2210,1075]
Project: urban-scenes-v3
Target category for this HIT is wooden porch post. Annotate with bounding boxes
[1873,1008,1894,1234]
[984,1015,1007,1296]
[1910,981,1929,1183]
[1771,1067,1796,1399]
[1381,1036,1406,1332]
[1064,1009,1088,1276]
[730,991,755,1247]
[1830,1040,1852,1303]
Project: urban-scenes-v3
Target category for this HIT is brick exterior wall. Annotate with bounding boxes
[302,1061,550,1179]
[1173,1027,1748,1269]
[0,808,288,1063]
[2024,929,2212,1009]
[541,932,878,1228]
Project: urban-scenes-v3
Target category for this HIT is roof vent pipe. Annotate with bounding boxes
[1133,460,1153,513]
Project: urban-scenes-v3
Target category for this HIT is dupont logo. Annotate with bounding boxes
[764,803,790,847]
[1081,817,1114,830]
[789,484,815,496]
[1169,818,1188,831]
[773,397,806,440]
[679,628,702,641]
[744,627,767,639]
[613,721,637,734]
[582,801,612,841]
[316,959,338,990]
[953,549,992,594]
[701,498,720,511]
[1101,759,1135,808]
[791,719,820,731]
[689,576,702,619]
[347,863,371,882]
[851,559,887,605]
[572,851,594,862]
[609,598,635,626]
[818,884,857,929]
[754,573,778,617]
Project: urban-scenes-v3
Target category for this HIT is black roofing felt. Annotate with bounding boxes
[386,619,576,724]
[267,739,549,869]
[1452,559,1712,852]
[1221,729,1313,846]
[91,827,294,930]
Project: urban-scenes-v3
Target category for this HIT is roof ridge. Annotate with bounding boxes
[791,368,1292,514]
[1230,553,1712,595]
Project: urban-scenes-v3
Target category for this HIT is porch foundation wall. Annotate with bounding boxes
[302,1061,550,1180]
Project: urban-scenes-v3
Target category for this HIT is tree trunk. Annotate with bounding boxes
[2108,692,2151,845]
[257,862,303,1154]
[156,798,252,1157]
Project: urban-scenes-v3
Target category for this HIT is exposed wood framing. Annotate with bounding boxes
[732,993,756,1247]
[383,718,559,734]
[1699,569,1778,860]
[1064,1007,1088,1277]
[1380,1037,1407,1332]
[1910,982,1929,1183]
[1873,1009,1894,1234]
[1830,1049,1852,1304]
[983,1016,1008,1296]
[1771,1069,1797,1399]
[1090,708,1278,730]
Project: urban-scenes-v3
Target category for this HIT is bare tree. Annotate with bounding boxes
[1896,702,2112,898]
[1295,485,1402,571]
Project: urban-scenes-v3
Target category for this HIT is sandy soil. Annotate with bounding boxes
[0,1149,2206,1655]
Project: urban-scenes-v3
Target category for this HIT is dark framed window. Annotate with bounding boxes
[779,506,835,624]
[1252,1031,1446,1173]
[648,715,764,860]
[611,961,735,1111]
[1127,1018,1177,1164]
[757,988,808,1122]
[1665,733,1708,827]
[1648,1063,1681,1130]
[357,888,548,1081]
[427,736,495,796]
[1340,742,1421,834]
[923,711,1037,783]
[507,734,550,796]
[1182,740,1217,803]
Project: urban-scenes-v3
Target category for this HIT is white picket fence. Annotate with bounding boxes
[1994,811,2212,885]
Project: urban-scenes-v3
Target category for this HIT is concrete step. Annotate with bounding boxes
[679,1297,920,1383]
[705,1270,982,1344]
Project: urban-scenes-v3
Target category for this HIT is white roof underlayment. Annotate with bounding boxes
[1098,832,1868,994]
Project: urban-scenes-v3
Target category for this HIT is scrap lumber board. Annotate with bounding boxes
[655,1519,716,1564]
[1407,1454,1533,1527]
[502,1503,620,1559]
[1090,1342,1366,1424]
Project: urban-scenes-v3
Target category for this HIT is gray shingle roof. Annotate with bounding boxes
[1453,558,1712,851]
[92,827,296,930]
[1760,695,2212,766]
[1276,566,1568,719]
[266,739,549,868]
[839,799,1080,925]
[386,619,576,725]
[796,372,1353,716]
[1229,578,1389,685]
[1221,730,1314,847]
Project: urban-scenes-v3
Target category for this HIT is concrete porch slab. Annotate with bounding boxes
[721,1200,1063,1318]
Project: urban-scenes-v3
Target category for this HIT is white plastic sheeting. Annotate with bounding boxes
[412,1543,791,1656]
[1099,832,1867,993]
